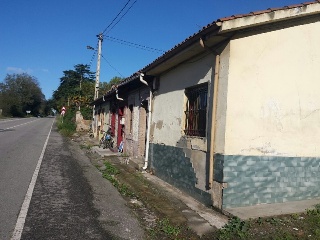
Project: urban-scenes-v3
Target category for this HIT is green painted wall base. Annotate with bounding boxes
[148,143,320,209]
[149,143,212,206]
[215,154,320,208]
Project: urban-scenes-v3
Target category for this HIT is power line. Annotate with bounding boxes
[105,36,165,53]
[87,43,98,69]
[103,0,137,36]
[102,0,136,35]
[101,54,124,77]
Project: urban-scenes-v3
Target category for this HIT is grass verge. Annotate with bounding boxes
[57,109,76,137]
[90,152,320,240]
[98,160,186,239]
[217,204,320,240]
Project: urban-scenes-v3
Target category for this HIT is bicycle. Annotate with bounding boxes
[99,129,114,149]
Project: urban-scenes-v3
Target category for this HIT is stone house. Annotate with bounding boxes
[92,1,320,211]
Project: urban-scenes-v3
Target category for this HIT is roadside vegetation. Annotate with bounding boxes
[217,205,320,240]
[57,108,77,137]
[97,160,189,239]
[52,64,124,136]
[96,156,320,240]
[0,73,51,117]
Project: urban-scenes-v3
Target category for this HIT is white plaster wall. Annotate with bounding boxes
[102,102,110,131]
[152,54,215,147]
[128,91,140,142]
[215,43,230,154]
[225,20,320,157]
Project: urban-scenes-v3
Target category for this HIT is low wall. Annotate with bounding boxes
[76,111,91,132]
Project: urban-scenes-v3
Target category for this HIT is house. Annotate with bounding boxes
[92,1,320,211]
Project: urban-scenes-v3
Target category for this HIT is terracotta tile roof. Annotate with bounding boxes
[218,1,319,21]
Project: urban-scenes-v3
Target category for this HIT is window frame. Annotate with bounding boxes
[184,82,208,138]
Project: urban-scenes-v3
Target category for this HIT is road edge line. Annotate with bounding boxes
[11,119,55,240]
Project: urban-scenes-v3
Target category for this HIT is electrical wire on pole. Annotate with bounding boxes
[94,33,103,100]
[101,54,124,77]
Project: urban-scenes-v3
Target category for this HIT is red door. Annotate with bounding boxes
[117,107,124,146]
[111,109,116,137]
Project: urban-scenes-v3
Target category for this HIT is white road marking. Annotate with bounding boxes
[0,118,25,123]
[11,119,55,240]
[0,119,39,131]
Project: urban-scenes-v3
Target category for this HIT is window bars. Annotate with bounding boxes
[184,82,208,137]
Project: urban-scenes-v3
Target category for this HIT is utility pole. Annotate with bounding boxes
[95,33,103,100]
[91,33,103,138]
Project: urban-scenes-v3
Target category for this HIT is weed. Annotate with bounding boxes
[104,162,120,175]
[307,208,320,216]
[315,228,320,237]
[146,218,181,239]
[257,217,263,225]
[158,218,180,236]
[80,144,92,150]
[291,213,300,220]
[100,161,136,198]
[218,217,250,240]
[266,217,281,225]
[120,153,129,157]
[273,231,295,240]
[57,109,76,137]
[118,183,135,197]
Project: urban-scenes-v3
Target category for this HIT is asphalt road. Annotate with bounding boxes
[0,117,54,240]
[0,117,144,240]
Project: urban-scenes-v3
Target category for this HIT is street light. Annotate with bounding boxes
[86,45,95,50]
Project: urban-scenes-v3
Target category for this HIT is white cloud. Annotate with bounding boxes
[6,67,33,74]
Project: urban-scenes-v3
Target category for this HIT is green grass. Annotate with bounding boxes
[218,217,250,240]
[216,204,320,240]
[57,109,76,137]
[100,161,136,197]
[80,144,92,150]
[148,217,181,239]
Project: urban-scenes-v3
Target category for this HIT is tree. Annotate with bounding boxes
[53,64,94,109]
[0,73,45,117]
[99,76,124,96]
[52,64,95,119]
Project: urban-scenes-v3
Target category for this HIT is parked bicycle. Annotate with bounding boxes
[99,128,114,149]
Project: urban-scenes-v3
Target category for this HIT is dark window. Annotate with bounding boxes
[184,82,208,137]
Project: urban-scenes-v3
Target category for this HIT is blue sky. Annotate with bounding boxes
[0,0,307,99]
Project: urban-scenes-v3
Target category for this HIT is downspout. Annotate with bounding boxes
[116,89,124,101]
[209,54,220,188]
[200,37,220,189]
[140,73,152,170]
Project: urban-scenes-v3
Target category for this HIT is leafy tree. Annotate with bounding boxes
[0,73,45,117]
[99,76,124,96]
[52,64,95,119]
[43,99,55,116]
[52,64,94,108]
[52,63,124,120]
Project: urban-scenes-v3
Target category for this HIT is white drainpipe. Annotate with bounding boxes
[140,73,152,170]
[116,89,124,101]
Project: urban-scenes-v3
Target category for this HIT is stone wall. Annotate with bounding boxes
[76,111,90,132]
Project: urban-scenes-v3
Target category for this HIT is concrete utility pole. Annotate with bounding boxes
[94,33,103,100]
[91,33,103,138]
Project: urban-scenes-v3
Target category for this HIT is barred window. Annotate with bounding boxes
[184,82,208,137]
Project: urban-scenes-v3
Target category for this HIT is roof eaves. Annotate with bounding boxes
[217,0,319,22]
[92,1,320,106]
[140,21,221,73]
